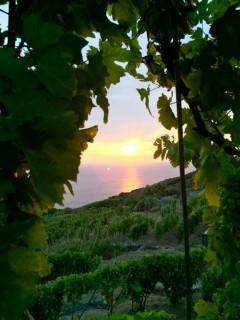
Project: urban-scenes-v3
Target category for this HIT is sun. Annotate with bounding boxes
[122,143,139,155]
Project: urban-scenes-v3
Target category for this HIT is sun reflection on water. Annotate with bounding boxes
[121,166,141,192]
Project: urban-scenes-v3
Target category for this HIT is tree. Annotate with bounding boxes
[1,0,240,319]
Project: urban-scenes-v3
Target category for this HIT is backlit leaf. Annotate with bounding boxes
[137,87,152,116]
[204,182,220,207]
[23,219,48,249]
[194,300,218,319]
[157,94,177,130]
[111,0,137,28]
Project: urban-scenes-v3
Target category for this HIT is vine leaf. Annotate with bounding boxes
[23,14,62,51]
[137,87,152,116]
[232,108,240,144]
[154,135,180,167]
[157,94,177,130]
[96,92,109,124]
[204,183,220,207]
[23,218,48,249]
[100,41,135,87]
[111,0,137,28]
[187,70,202,98]
[194,300,218,319]
[59,34,88,65]
[36,48,77,98]
[153,138,162,160]
[226,278,240,304]
[193,157,221,206]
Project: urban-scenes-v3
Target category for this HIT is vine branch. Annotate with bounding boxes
[0,8,8,14]
[173,34,192,320]
[7,0,16,48]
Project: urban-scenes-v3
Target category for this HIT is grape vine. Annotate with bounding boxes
[0,0,136,318]
[1,0,240,319]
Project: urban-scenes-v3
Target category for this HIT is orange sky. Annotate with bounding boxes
[80,74,179,165]
[82,139,156,164]
[84,78,179,165]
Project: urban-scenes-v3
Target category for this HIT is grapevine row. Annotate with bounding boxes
[31,248,205,320]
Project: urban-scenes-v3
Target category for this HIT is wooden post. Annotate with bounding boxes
[173,34,192,320]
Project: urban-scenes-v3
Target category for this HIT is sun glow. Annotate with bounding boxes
[122,142,139,155]
[82,138,165,164]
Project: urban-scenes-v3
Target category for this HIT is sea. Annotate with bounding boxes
[60,162,195,208]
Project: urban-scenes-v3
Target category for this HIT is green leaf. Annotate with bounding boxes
[105,62,125,88]
[137,87,152,116]
[23,218,48,249]
[59,34,88,64]
[153,138,162,159]
[0,116,18,142]
[100,41,135,87]
[0,47,37,91]
[0,220,30,251]
[157,94,177,130]
[225,278,240,304]
[36,48,77,98]
[87,51,108,92]
[9,246,51,278]
[204,182,220,207]
[187,70,202,98]
[0,178,14,198]
[79,125,98,145]
[232,107,240,144]
[96,92,109,124]
[193,156,221,206]
[194,300,218,319]
[23,14,62,51]
[111,0,137,28]
[210,4,240,60]
[197,0,209,22]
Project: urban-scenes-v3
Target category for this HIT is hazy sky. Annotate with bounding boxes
[83,74,175,165]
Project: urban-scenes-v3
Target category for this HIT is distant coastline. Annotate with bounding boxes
[60,162,195,208]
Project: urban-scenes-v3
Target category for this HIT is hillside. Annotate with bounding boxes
[46,171,206,257]
[40,171,207,320]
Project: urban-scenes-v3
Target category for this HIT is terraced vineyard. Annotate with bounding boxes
[28,172,212,320]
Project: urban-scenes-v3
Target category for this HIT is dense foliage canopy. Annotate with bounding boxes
[1,0,240,319]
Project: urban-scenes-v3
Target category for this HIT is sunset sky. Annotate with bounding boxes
[82,74,176,165]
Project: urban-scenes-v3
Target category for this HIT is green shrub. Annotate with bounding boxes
[91,239,124,259]
[160,200,177,217]
[133,197,157,211]
[124,196,141,208]
[45,251,102,281]
[142,182,170,196]
[155,212,179,239]
[33,249,205,318]
[134,310,176,319]
[116,216,135,234]
[120,259,160,311]
[201,266,225,301]
[86,197,120,209]
[177,206,204,242]
[31,280,65,320]
[86,311,176,319]
[177,224,184,243]
[131,220,149,240]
